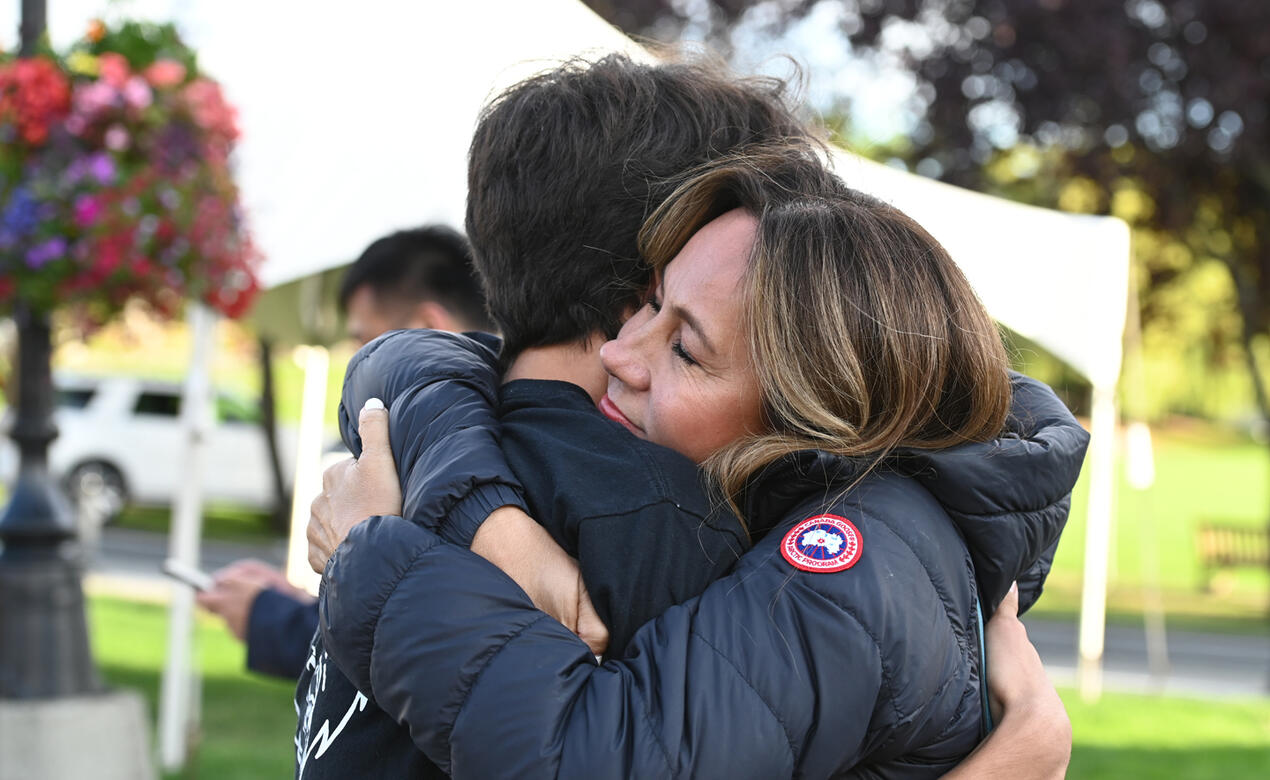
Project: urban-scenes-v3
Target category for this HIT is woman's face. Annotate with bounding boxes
[598,208,765,463]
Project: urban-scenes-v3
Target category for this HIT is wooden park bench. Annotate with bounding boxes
[1196,522,1270,590]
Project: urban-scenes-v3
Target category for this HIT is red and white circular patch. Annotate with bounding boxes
[780,514,862,573]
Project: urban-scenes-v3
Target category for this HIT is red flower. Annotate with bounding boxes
[91,232,130,278]
[97,52,130,88]
[0,57,71,146]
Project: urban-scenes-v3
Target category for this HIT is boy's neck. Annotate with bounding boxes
[503,333,608,404]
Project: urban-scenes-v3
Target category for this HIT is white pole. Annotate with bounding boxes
[1126,421,1170,683]
[158,302,218,771]
[284,345,329,595]
[1076,382,1119,701]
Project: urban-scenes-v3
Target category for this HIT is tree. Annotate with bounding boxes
[586,0,1270,428]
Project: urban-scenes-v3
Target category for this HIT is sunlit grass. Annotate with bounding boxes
[90,596,296,779]
[1033,426,1269,634]
[85,596,1270,779]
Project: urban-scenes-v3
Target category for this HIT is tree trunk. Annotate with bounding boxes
[1222,254,1270,688]
[257,337,291,534]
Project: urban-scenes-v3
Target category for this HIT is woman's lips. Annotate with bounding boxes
[598,394,643,437]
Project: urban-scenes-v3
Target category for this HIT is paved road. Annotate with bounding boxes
[88,527,1270,698]
[85,526,289,601]
[1022,614,1270,698]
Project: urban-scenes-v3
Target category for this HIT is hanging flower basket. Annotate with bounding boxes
[0,20,260,325]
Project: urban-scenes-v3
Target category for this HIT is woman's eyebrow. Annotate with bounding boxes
[670,302,716,355]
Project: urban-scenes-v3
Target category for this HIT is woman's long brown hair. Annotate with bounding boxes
[640,147,1012,522]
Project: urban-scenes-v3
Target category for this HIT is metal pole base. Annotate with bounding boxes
[0,547,101,698]
[0,304,100,698]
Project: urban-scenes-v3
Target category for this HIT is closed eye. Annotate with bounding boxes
[673,341,698,366]
[650,291,697,366]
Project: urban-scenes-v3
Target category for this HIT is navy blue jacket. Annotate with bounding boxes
[318,330,1088,777]
[245,588,317,679]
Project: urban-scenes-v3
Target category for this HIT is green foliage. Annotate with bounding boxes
[588,1,1270,424]
[72,21,200,75]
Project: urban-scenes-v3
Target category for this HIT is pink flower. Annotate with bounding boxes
[104,123,129,150]
[144,59,186,88]
[97,52,130,88]
[122,76,152,110]
[73,80,117,117]
[183,78,238,140]
[74,195,103,227]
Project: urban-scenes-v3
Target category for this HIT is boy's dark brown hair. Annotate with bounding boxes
[465,52,816,361]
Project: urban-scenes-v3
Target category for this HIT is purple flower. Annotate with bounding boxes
[87,152,116,185]
[2,187,39,237]
[25,237,67,269]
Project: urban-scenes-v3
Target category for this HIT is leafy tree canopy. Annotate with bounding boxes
[586,0,1270,422]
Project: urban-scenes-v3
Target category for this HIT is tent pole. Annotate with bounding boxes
[159,303,217,771]
[284,345,329,595]
[1077,382,1118,701]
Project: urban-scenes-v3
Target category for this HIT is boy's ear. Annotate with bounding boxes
[407,301,463,333]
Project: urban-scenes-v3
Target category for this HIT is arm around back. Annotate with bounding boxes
[320,513,885,778]
[337,329,525,546]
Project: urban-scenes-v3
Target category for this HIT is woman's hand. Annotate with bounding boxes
[940,583,1071,779]
[310,399,609,655]
[984,583,1063,725]
[474,508,610,656]
[308,399,403,573]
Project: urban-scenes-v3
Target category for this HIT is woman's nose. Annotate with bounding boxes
[599,335,650,391]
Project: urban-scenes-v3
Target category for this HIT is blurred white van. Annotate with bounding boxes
[0,374,302,531]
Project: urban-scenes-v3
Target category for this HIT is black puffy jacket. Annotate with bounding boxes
[322,330,1089,778]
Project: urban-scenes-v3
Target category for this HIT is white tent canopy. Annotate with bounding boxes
[6,0,1130,764]
[9,0,1129,368]
[833,154,1130,389]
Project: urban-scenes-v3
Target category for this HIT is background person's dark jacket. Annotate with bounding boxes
[317,330,1089,777]
[245,588,316,679]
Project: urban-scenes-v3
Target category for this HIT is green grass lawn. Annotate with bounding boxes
[113,503,280,544]
[1062,687,1270,778]
[1033,425,1270,634]
[87,595,1270,779]
[91,596,296,779]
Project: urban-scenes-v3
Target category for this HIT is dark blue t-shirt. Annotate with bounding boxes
[500,378,748,654]
[293,377,747,778]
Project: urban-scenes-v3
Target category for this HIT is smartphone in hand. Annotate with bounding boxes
[162,558,214,591]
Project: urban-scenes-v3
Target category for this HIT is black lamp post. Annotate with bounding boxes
[0,0,101,699]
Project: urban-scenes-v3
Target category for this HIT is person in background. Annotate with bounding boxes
[196,225,490,679]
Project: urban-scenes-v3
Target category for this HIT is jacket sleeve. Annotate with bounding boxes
[244,589,317,680]
[320,515,884,778]
[898,372,1090,617]
[338,329,525,546]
